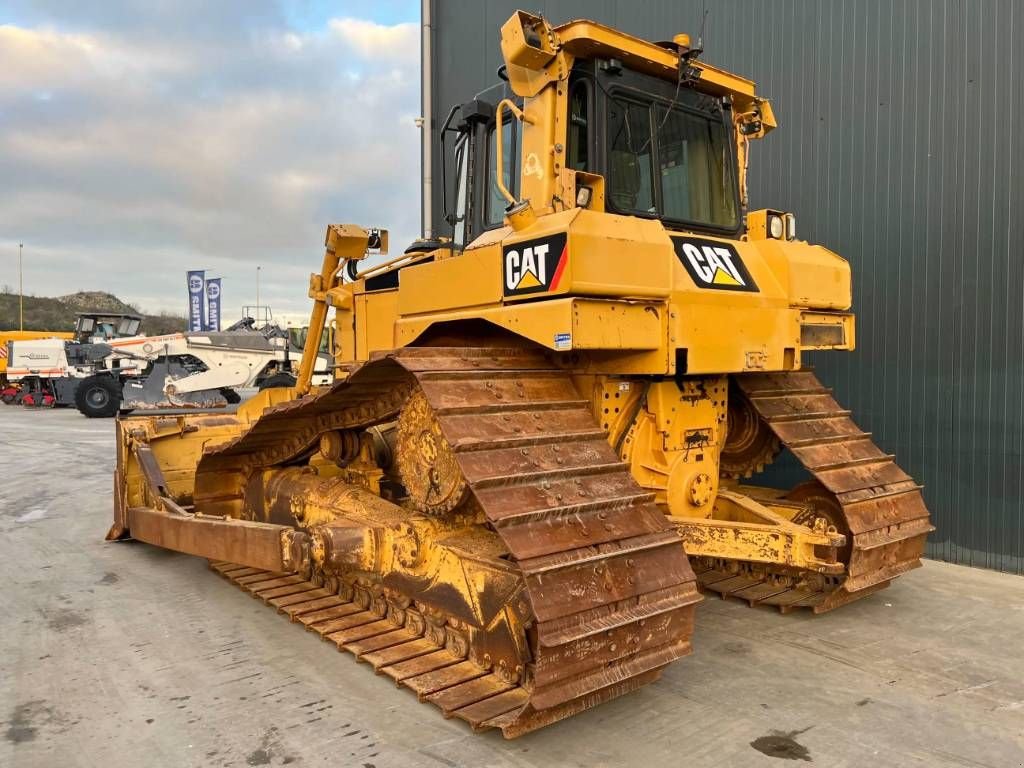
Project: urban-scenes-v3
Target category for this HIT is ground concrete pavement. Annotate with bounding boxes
[2,406,1023,767]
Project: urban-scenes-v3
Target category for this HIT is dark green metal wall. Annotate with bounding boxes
[427,0,1024,574]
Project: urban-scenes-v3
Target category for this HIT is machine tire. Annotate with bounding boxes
[75,375,122,418]
[219,387,241,404]
[258,372,297,391]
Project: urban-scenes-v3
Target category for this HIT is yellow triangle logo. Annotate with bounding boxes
[711,267,742,286]
[516,271,542,289]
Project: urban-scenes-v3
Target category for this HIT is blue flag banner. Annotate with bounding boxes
[205,278,222,332]
[186,270,205,332]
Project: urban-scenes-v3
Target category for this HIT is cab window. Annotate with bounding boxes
[607,98,655,214]
[567,80,590,171]
[606,90,739,230]
[118,317,141,336]
[656,104,738,227]
[452,134,470,246]
[485,120,519,228]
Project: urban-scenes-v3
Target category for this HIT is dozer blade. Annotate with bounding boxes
[122,356,228,410]
[697,370,934,613]
[117,347,700,738]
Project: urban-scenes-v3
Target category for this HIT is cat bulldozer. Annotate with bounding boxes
[109,11,933,738]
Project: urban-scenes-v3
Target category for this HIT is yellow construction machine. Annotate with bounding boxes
[109,12,933,737]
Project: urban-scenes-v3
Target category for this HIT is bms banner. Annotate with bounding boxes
[205,278,222,332]
[186,270,205,332]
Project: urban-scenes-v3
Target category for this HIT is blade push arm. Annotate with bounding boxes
[297,224,382,395]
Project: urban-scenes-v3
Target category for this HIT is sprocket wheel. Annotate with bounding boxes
[720,383,781,478]
[396,389,468,515]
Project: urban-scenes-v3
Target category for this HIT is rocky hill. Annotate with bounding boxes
[0,290,186,335]
[58,291,139,314]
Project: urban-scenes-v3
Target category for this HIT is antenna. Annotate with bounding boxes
[696,0,708,53]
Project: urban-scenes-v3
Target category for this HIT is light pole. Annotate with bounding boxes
[18,243,23,331]
[256,265,261,322]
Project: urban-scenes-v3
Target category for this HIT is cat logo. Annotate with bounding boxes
[672,236,758,292]
[503,233,568,297]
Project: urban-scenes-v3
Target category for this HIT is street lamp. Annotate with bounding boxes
[18,243,23,331]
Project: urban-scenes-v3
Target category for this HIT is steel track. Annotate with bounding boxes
[195,347,700,737]
[696,370,934,613]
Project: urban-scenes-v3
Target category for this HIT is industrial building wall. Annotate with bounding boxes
[427,0,1024,574]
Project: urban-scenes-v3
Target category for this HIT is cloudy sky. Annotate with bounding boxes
[0,0,420,318]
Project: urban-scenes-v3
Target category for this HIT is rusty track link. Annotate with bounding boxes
[209,561,532,728]
[696,370,934,613]
[195,347,700,737]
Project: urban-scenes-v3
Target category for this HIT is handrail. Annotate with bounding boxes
[494,98,531,205]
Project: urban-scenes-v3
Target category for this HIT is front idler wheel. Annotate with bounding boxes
[787,480,852,564]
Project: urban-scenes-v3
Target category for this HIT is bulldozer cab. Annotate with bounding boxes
[442,15,763,249]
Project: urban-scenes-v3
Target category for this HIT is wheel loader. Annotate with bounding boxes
[108,11,933,738]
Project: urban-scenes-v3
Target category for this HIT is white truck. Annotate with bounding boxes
[6,312,332,417]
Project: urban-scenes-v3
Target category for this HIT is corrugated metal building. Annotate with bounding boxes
[423,0,1024,574]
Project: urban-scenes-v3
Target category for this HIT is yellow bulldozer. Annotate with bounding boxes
[108,11,933,738]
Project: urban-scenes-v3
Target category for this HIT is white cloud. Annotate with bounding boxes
[0,9,421,317]
[327,18,418,65]
[0,24,190,91]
